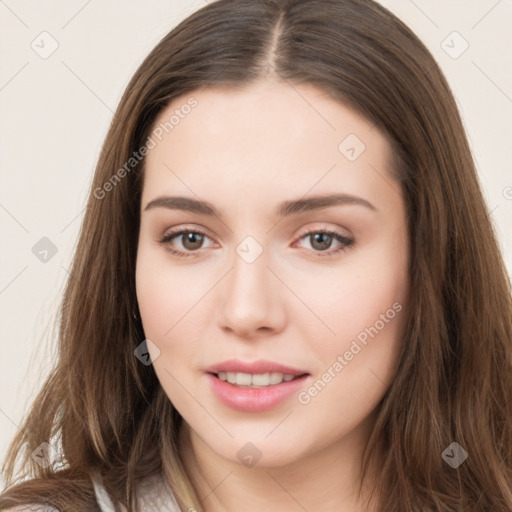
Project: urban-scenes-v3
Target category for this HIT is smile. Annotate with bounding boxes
[207,372,310,412]
[217,371,300,387]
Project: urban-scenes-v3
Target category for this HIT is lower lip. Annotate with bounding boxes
[207,373,309,412]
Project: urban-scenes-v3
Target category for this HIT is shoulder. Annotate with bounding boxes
[3,506,59,512]
[136,473,180,511]
[2,473,180,512]
[91,470,180,512]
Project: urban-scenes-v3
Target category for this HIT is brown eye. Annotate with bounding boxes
[158,229,212,258]
[309,232,334,251]
[180,231,205,251]
[296,229,354,257]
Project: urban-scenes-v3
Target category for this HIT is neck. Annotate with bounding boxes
[179,410,382,512]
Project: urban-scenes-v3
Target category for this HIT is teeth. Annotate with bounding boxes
[216,372,300,387]
[236,373,252,386]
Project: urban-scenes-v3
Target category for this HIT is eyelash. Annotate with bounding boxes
[157,227,354,259]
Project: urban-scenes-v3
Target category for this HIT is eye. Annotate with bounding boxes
[294,228,354,257]
[157,228,214,258]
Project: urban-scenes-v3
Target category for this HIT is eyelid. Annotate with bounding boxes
[294,222,352,240]
[157,224,216,242]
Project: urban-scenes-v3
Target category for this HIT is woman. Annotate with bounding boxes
[2,0,511,510]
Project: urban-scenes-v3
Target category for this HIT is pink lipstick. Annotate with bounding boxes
[205,359,310,412]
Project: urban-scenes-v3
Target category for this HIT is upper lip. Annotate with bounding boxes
[205,359,309,376]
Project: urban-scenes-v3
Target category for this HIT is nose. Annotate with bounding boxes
[216,244,286,339]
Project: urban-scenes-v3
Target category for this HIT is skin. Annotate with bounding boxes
[135,79,410,511]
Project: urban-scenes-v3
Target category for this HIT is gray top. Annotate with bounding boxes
[4,471,180,512]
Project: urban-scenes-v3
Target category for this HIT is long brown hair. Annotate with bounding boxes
[2,0,511,510]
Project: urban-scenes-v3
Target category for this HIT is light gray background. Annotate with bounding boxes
[1,0,511,484]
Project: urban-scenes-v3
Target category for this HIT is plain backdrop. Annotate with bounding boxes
[1,0,511,486]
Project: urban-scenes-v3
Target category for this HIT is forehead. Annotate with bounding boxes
[141,80,395,210]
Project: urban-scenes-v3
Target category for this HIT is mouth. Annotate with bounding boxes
[206,370,311,412]
[204,359,310,411]
[209,371,308,388]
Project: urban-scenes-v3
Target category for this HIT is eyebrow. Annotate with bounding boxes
[143,193,376,218]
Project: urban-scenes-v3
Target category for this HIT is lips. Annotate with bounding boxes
[204,359,310,412]
[207,373,309,412]
[204,359,309,376]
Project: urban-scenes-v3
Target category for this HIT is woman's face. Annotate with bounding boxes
[135,80,409,468]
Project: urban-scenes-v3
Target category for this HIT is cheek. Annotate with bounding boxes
[290,242,408,349]
[136,262,175,339]
[290,239,408,413]
[135,254,207,411]
[135,250,218,377]
[295,276,406,436]
[136,248,206,336]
